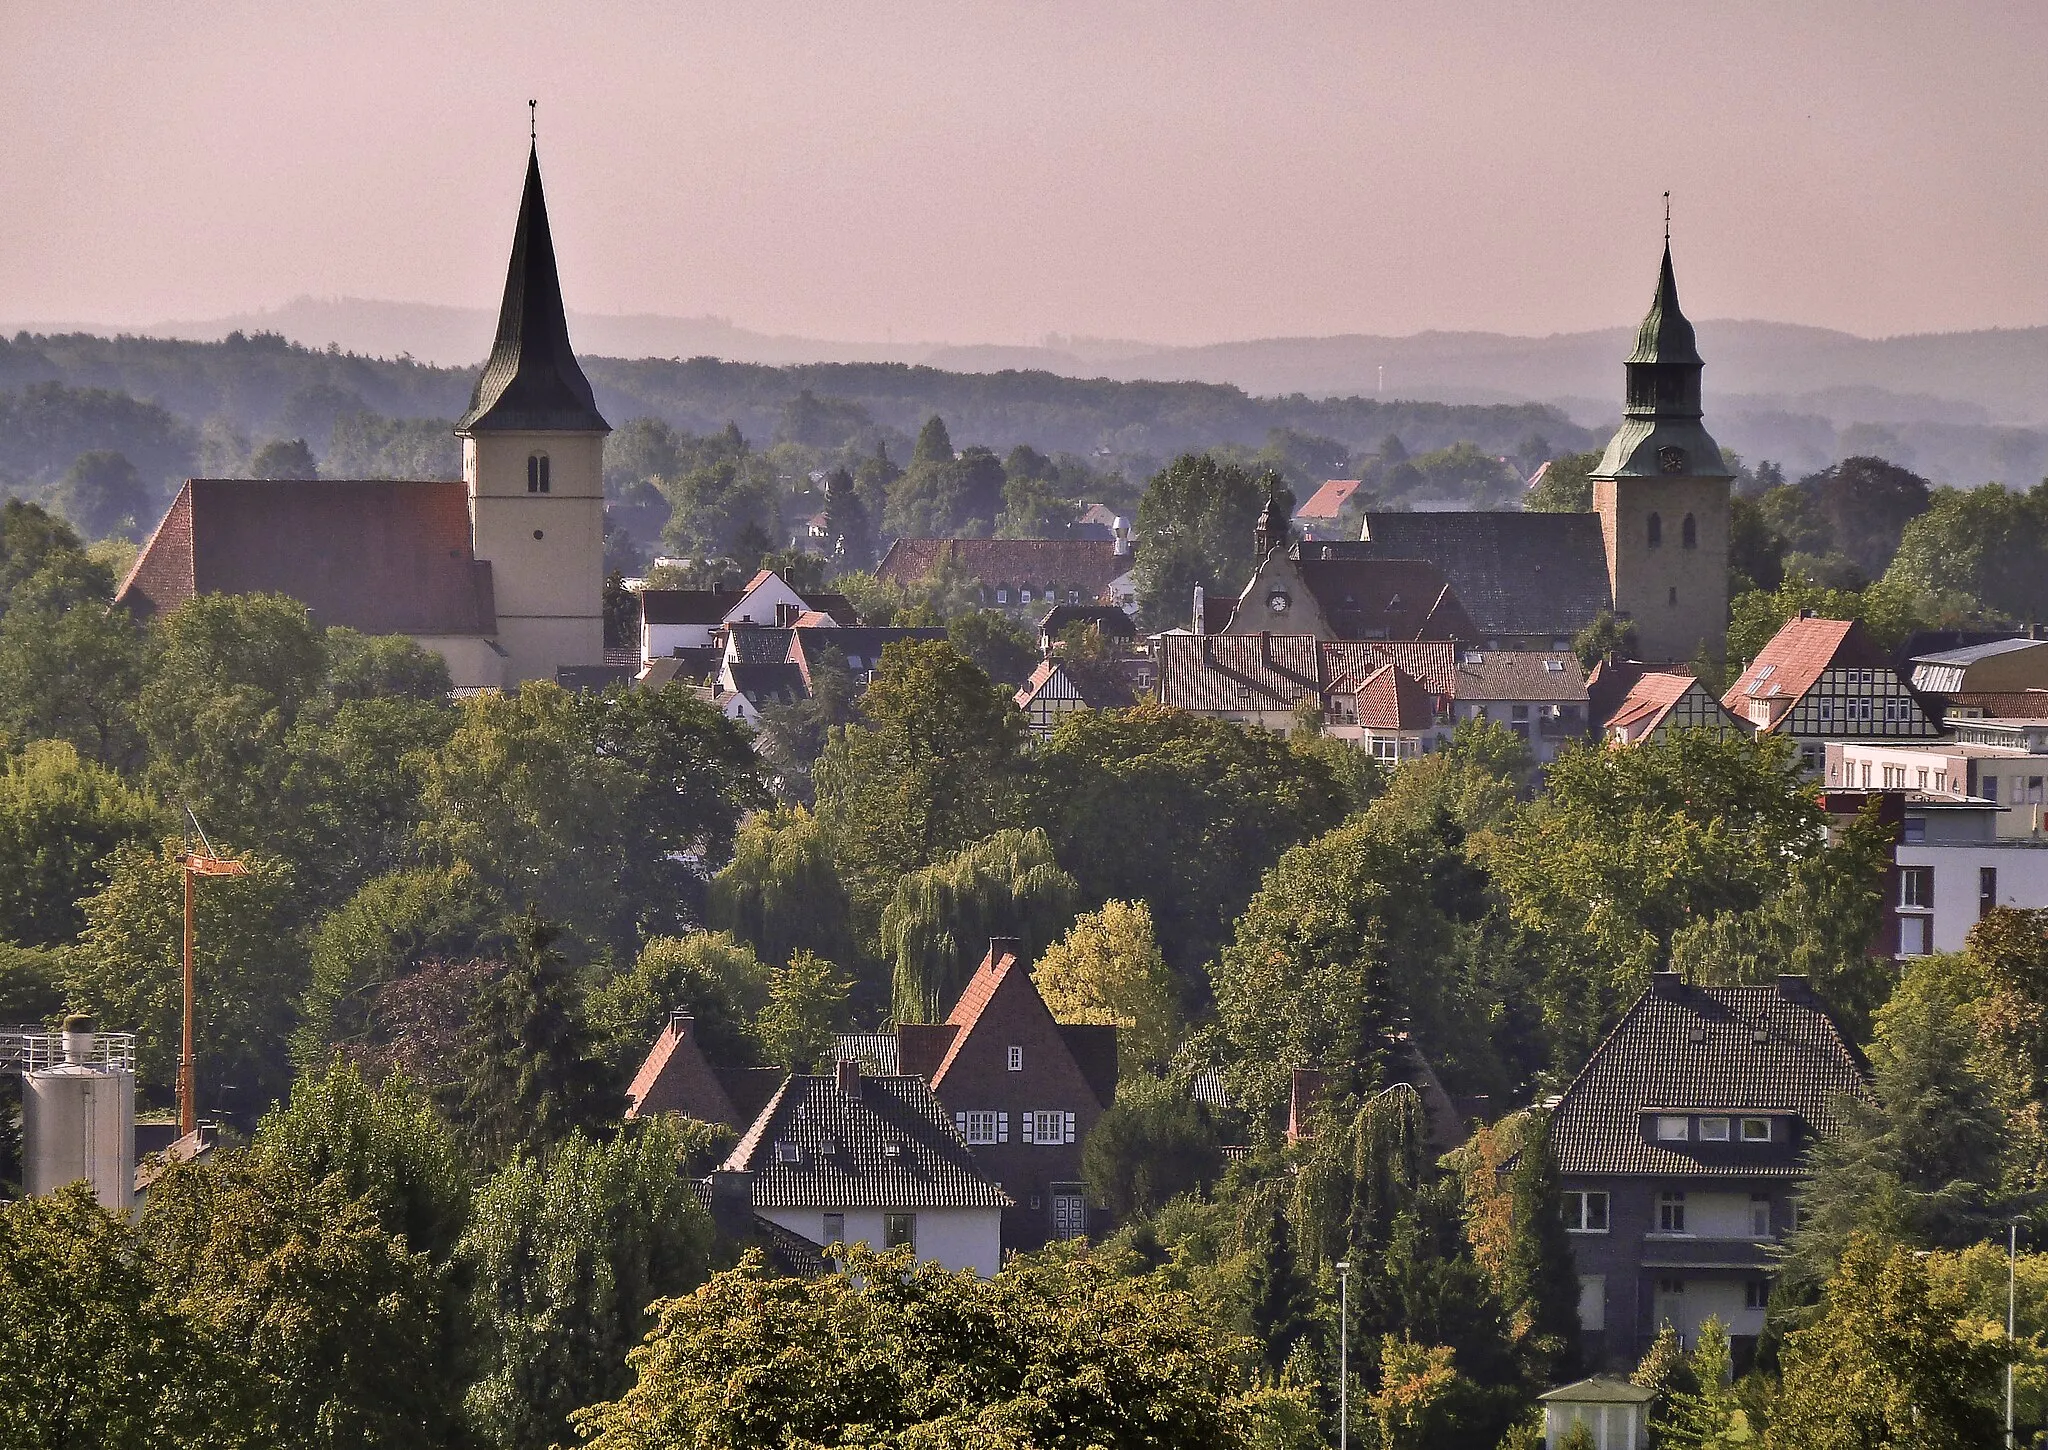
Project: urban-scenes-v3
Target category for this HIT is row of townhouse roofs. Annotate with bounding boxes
[614,946,1879,1386]
[24,944,1880,1392]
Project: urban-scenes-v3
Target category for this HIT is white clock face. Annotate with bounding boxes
[1267,590,1291,613]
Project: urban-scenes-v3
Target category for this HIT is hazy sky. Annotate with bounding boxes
[8,1,2048,346]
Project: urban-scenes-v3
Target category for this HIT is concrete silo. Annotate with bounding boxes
[19,1014,136,1211]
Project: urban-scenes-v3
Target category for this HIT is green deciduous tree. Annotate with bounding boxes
[584,931,770,1078]
[1082,1074,1225,1220]
[571,1243,1302,1450]
[1034,898,1180,1076]
[1523,450,1599,513]
[0,1185,208,1449]
[51,448,153,540]
[755,949,852,1072]
[707,807,855,971]
[1131,453,1271,631]
[462,1120,713,1450]
[292,863,509,1072]
[67,838,303,1114]
[0,558,147,769]
[1028,702,1349,984]
[1766,1234,2003,1450]
[417,682,765,949]
[813,639,1028,926]
[0,739,162,945]
[142,1154,450,1450]
[881,827,1078,1022]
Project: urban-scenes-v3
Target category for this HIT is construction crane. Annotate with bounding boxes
[178,809,246,1137]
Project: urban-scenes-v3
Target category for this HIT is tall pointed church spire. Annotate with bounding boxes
[457,142,609,435]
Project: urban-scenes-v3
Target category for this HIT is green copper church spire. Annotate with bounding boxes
[1593,237,1727,479]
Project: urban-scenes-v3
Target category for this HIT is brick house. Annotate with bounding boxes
[1546,972,1868,1369]
[838,938,1118,1250]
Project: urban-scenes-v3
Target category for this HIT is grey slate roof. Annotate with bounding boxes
[832,1033,901,1075]
[1454,650,1588,702]
[1317,514,1612,638]
[458,146,610,435]
[724,1071,1012,1210]
[727,626,796,664]
[726,661,808,708]
[1548,974,1869,1180]
[1157,632,1320,713]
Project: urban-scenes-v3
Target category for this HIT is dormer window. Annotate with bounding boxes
[1699,1116,1731,1141]
[774,1140,802,1164]
[1741,1117,1773,1142]
[1656,1114,1690,1141]
[527,454,551,493]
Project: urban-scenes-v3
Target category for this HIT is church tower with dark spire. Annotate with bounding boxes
[456,142,610,685]
[1592,243,1732,663]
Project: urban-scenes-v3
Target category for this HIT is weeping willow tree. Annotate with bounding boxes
[882,828,1078,1021]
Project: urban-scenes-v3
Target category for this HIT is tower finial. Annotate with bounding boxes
[529,99,537,143]
[1663,190,1671,244]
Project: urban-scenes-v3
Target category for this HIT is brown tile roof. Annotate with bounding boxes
[1454,650,1588,701]
[1158,633,1321,713]
[722,1069,1012,1211]
[625,1015,743,1127]
[118,479,495,635]
[1548,974,1869,1180]
[1318,512,1612,639]
[1604,671,1697,739]
[1319,640,1458,698]
[1722,616,1893,726]
[1294,557,1477,641]
[1950,691,2048,719]
[1297,479,1363,521]
[876,538,1126,595]
[1353,663,1437,730]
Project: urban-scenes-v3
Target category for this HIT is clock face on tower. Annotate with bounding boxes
[1658,446,1687,474]
[1266,590,1291,614]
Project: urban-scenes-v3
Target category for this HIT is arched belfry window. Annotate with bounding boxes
[1647,511,1662,549]
[527,454,551,494]
[1682,513,1698,549]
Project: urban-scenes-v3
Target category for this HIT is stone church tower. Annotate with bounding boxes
[456,144,611,685]
[1592,245,1731,664]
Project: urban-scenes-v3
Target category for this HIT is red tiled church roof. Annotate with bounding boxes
[118,479,496,636]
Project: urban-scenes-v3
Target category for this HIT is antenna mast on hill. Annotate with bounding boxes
[1664,190,1671,243]
[530,99,537,143]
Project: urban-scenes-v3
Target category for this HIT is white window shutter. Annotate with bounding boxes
[1022,1112,1036,1144]
[998,1112,1009,1144]
[1064,1112,1076,1144]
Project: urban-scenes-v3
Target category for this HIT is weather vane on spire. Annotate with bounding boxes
[529,99,537,143]
[1664,190,1671,243]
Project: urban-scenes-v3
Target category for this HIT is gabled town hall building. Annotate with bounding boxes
[117,144,610,691]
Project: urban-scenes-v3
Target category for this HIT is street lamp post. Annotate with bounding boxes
[1336,1259,1350,1450]
[2009,1218,2020,1450]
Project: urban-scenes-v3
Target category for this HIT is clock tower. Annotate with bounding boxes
[1592,244,1732,664]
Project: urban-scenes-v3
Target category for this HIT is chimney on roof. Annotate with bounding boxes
[835,1057,861,1095]
[1113,517,1131,557]
[987,936,1021,965]
[1192,585,1206,636]
[1648,969,1685,998]
[1799,608,1816,619]
[1776,973,1813,1004]
[707,1169,755,1239]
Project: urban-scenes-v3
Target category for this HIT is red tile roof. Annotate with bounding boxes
[1352,663,1437,730]
[119,479,494,635]
[1722,616,1890,726]
[625,1015,742,1127]
[1297,479,1363,521]
[1158,633,1321,713]
[1319,640,1458,698]
[1605,671,1698,739]
[930,942,1020,1089]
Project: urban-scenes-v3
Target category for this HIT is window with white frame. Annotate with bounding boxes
[1022,1110,1073,1144]
[1740,1117,1773,1142]
[1750,1194,1772,1236]
[1006,1045,1023,1071]
[1900,914,1931,956]
[956,1110,1006,1145]
[1656,1114,1690,1141]
[1561,1190,1609,1232]
[1699,1116,1730,1141]
[1745,1279,1770,1310]
[1659,1191,1688,1233]
[1900,867,1931,909]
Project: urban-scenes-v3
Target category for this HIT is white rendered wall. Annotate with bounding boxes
[643,620,720,662]
[759,1206,1003,1277]
[1898,842,2048,953]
